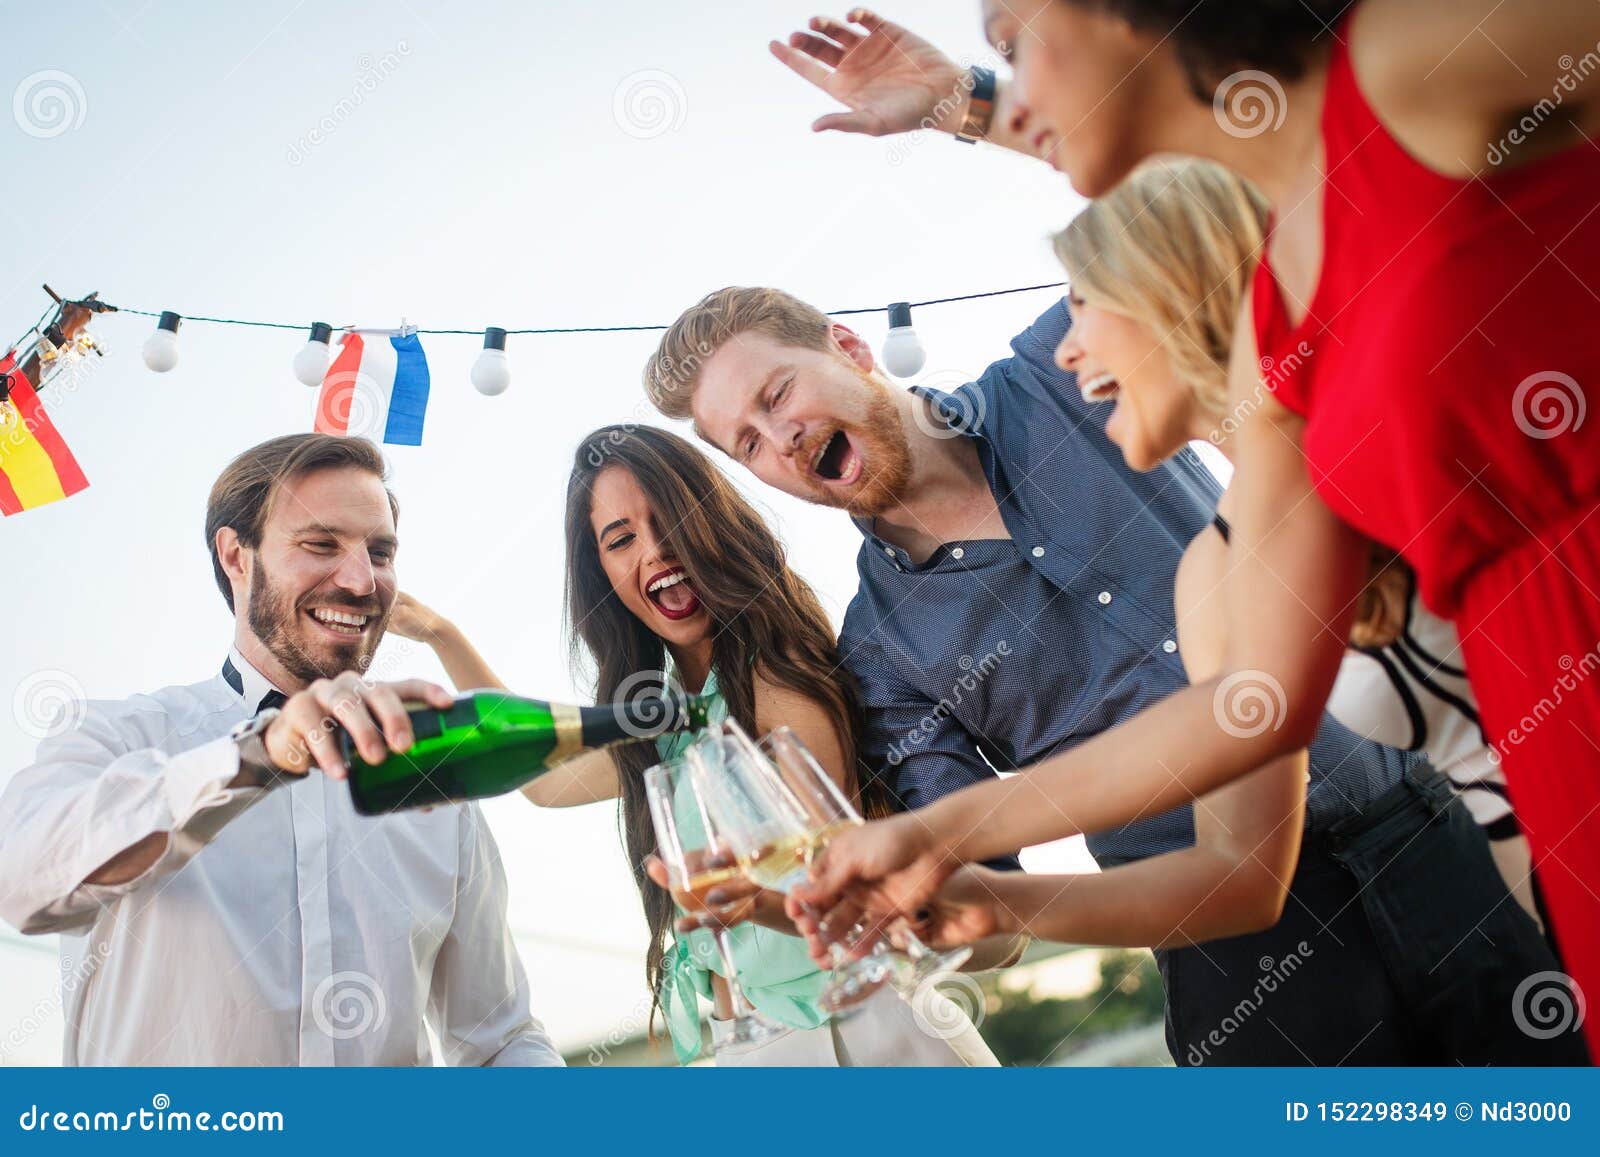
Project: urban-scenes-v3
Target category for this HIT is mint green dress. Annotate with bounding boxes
[655,667,830,1063]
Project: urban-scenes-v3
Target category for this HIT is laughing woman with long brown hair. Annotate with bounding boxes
[391,424,996,1066]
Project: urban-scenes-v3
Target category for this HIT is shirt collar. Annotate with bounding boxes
[910,382,986,439]
[664,656,719,699]
[221,647,291,712]
[851,384,991,563]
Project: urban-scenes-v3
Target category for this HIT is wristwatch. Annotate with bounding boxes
[954,66,997,144]
[229,707,285,789]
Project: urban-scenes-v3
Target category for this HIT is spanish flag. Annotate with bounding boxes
[0,350,89,516]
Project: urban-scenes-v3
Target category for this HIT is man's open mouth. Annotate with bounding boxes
[305,606,374,637]
[811,430,862,485]
[1079,372,1121,403]
[645,566,703,622]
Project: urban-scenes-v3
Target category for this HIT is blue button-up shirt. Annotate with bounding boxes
[838,301,1407,865]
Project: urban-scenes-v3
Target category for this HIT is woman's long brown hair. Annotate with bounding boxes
[562,423,890,1042]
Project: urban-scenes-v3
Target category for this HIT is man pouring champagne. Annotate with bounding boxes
[0,433,562,1066]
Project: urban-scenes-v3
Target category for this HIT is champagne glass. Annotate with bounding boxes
[644,751,791,1055]
[684,723,915,1011]
[746,724,972,991]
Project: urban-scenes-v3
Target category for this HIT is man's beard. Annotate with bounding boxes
[247,563,384,684]
[803,385,912,518]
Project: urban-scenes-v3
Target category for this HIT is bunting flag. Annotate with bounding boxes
[0,349,89,517]
[313,331,430,445]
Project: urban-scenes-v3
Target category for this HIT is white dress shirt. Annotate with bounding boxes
[0,648,563,1067]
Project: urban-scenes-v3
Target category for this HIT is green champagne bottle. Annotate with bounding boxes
[342,688,714,815]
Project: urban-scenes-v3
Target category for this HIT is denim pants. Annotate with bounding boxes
[1156,764,1589,1066]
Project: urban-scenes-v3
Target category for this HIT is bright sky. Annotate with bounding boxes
[0,0,1130,1061]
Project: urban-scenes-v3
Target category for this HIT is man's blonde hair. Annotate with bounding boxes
[643,286,835,419]
[1052,157,1268,414]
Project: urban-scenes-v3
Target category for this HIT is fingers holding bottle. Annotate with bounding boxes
[264,673,454,779]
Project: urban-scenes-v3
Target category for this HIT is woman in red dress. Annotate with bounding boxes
[770,3,1600,1057]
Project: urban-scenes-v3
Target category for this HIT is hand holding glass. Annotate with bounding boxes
[644,753,790,1055]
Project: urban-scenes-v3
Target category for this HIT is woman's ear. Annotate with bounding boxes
[830,323,877,373]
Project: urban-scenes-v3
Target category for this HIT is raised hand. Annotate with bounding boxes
[787,810,956,960]
[769,9,966,137]
[387,591,448,643]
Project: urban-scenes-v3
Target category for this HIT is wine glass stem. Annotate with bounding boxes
[713,928,760,1018]
[889,918,935,960]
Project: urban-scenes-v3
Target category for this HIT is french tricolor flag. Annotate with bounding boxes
[314,331,430,445]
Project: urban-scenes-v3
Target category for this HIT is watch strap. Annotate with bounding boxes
[955,66,997,143]
[230,707,285,789]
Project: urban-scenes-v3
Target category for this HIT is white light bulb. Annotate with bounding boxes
[142,311,181,373]
[471,350,511,395]
[471,327,511,396]
[880,302,925,378]
[293,322,334,387]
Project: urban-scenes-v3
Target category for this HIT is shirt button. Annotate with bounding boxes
[1031,546,1046,558]
[884,546,896,558]
[1163,639,1177,653]
[1097,591,1112,605]
[951,547,965,560]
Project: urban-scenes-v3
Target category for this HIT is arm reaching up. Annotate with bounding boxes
[770,9,1049,158]
[390,593,626,808]
[389,592,506,691]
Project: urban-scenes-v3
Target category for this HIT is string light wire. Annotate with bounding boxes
[105,280,1068,337]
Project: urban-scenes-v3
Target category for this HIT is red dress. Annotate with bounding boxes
[1254,8,1600,1058]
